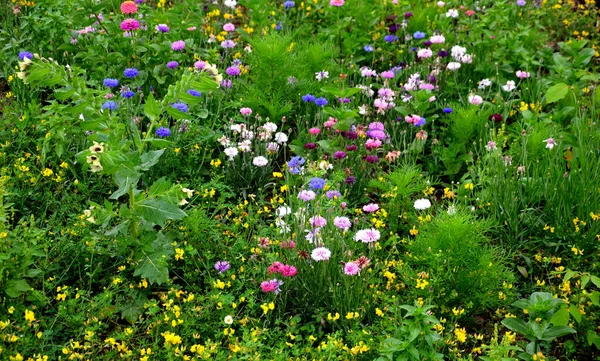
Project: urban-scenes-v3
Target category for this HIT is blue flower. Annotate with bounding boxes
[288,156,305,174]
[103,78,119,88]
[302,94,316,103]
[284,0,295,9]
[155,127,171,138]
[364,44,374,52]
[308,177,326,190]
[123,68,139,78]
[413,31,426,39]
[414,117,426,127]
[171,102,188,113]
[275,22,282,31]
[121,90,135,99]
[101,101,117,111]
[314,97,328,107]
[187,89,202,97]
[443,107,453,114]
[384,35,398,43]
[18,51,33,61]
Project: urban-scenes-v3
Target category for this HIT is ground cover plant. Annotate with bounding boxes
[1,0,600,360]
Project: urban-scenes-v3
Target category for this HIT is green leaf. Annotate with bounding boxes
[542,325,576,340]
[545,83,570,104]
[110,165,141,200]
[590,291,600,306]
[140,149,165,171]
[502,318,530,336]
[568,304,582,323]
[550,308,569,326]
[134,250,170,285]
[143,94,161,121]
[166,106,189,120]
[587,330,600,349]
[5,279,32,298]
[590,275,600,288]
[133,199,186,227]
[564,269,577,282]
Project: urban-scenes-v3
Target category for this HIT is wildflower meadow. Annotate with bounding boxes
[1,0,600,360]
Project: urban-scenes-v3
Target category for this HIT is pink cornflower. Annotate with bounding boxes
[468,94,483,105]
[344,262,360,275]
[298,190,316,202]
[268,261,284,274]
[543,137,557,149]
[281,265,297,277]
[120,18,140,31]
[311,247,331,261]
[309,215,327,228]
[309,127,321,135]
[330,0,345,6]
[260,279,284,293]
[365,139,382,150]
[171,40,185,51]
[362,203,379,213]
[354,228,381,243]
[324,117,337,128]
[240,107,252,116]
[516,70,530,79]
[223,23,235,32]
[333,216,351,231]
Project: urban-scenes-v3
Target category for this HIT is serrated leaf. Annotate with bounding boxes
[545,83,570,104]
[133,250,170,285]
[587,330,600,349]
[140,149,165,171]
[110,165,141,200]
[133,198,186,227]
[143,94,161,121]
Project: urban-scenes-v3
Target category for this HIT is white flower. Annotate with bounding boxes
[468,94,483,105]
[224,0,237,9]
[218,135,230,146]
[315,71,329,81]
[224,315,233,325]
[182,188,194,198]
[230,124,242,133]
[543,137,557,149]
[311,247,331,261]
[274,132,288,144]
[460,54,472,64]
[447,62,461,71]
[253,156,268,167]
[430,35,446,44]
[224,147,238,160]
[446,8,458,18]
[417,48,433,58]
[478,78,492,89]
[262,122,277,133]
[502,80,516,92]
[276,206,292,217]
[414,198,432,210]
[358,104,368,115]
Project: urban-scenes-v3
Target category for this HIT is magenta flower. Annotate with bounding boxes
[171,40,185,51]
[261,279,284,293]
[120,18,140,31]
[344,262,360,275]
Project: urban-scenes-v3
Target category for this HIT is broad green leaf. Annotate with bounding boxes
[542,325,576,340]
[143,93,161,121]
[166,106,189,120]
[590,275,600,288]
[568,304,582,323]
[501,318,530,336]
[110,165,141,200]
[590,291,600,306]
[133,250,170,285]
[5,279,32,298]
[545,83,570,104]
[587,330,600,349]
[550,307,569,326]
[133,199,186,227]
[140,149,165,171]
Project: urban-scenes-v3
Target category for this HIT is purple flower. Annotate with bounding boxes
[443,107,453,114]
[414,117,426,127]
[284,0,295,9]
[226,66,241,76]
[308,177,326,190]
[365,155,379,163]
[326,190,341,199]
[221,40,236,48]
[187,89,202,97]
[333,151,347,160]
[516,0,526,6]
[18,51,34,61]
[156,24,170,32]
[220,79,233,88]
[123,68,139,78]
[344,176,356,184]
[101,101,117,111]
[166,61,179,69]
[121,89,135,98]
[346,144,357,151]
[171,40,185,51]
[103,78,119,88]
[214,261,231,273]
[155,127,171,138]
[314,97,328,107]
[304,142,317,150]
[413,31,426,39]
[302,94,316,103]
[171,102,188,113]
[364,44,374,52]
[384,35,398,42]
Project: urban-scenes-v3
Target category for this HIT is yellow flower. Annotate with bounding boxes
[24,309,35,323]
[175,248,184,261]
[210,159,222,168]
[112,277,122,285]
[161,331,182,346]
[464,183,474,190]
[375,308,384,317]
[60,161,69,169]
[454,327,467,343]
[327,312,340,321]
[41,168,53,177]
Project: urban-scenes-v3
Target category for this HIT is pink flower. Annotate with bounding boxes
[223,23,235,32]
[430,34,445,44]
[120,1,138,14]
[311,247,331,261]
[417,48,433,58]
[240,107,252,116]
[543,137,556,149]
[354,228,381,243]
[309,215,327,228]
[324,117,337,128]
[365,138,382,150]
[516,70,530,79]
[344,262,360,275]
[486,141,497,151]
[465,9,475,16]
[362,203,379,213]
[309,127,321,135]
[260,279,284,293]
[330,0,345,6]
[268,262,284,274]
[468,94,483,105]
[194,61,206,70]
[298,190,316,202]
[171,40,186,51]
[120,18,140,31]
[281,265,297,277]
[333,216,352,231]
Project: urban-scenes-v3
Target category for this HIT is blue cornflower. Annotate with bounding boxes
[314,97,328,107]
[364,44,374,52]
[308,177,326,190]
[284,0,295,9]
[384,35,398,43]
[155,127,171,138]
[302,94,316,103]
[288,156,305,174]
[443,107,453,114]
[275,22,282,31]
[121,90,135,98]
[171,102,188,113]
[103,78,119,88]
[187,89,202,97]
[101,101,117,111]
[413,31,426,39]
[414,117,426,127]
[123,68,139,78]
[18,51,33,61]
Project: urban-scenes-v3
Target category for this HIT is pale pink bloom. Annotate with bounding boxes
[430,34,446,44]
[502,80,516,92]
[309,215,327,228]
[253,156,268,167]
[543,137,557,149]
[468,94,483,105]
[223,23,235,31]
[330,0,344,6]
[344,262,360,275]
[333,216,352,231]
[447,62,461,71]
[417,48,433,58]
[240,107,252,116]
[354,228,381,243]
[363,203,379,213]
[486,141,497,151]
[311,247,331,261]
[516,70,530,79]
